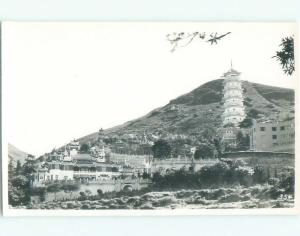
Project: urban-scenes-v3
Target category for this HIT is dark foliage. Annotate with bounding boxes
[273,36,294,75]
[80,143,90,153]
[152,139,172,159]
[236,131,250,151]
[194,144,215,159]
[239,118,253,128]
[247,109,262,119]
[151,160,268,190]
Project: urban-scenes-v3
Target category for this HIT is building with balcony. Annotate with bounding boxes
[34,153,123,184]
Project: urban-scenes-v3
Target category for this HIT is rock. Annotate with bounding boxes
[139,202,154,209]
[175,190,195,199]
[82,204,91,210]
[208,189,226,200]
[218,194,243,203]
[194,197,210,205]
[153,196,177,207]
[127,197,139,204]
[66,202,77,209]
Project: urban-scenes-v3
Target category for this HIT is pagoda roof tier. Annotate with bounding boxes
[223,87,243,92]
[223,94,244,100]
[224,85,242,90]
[224,103,244,109]
[223,75,241,81]
[222,114,246,120]
[222,111,245,117]
[223,68,241,77]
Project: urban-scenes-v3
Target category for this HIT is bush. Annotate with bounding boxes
[151,160,263,190]
[194,144,215,159]
[239,118,253,128]
[279,173,295,195]
[253,166,268,184]
[78,191,87,201]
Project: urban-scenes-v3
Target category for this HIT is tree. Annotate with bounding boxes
[80,143,90,153]
[16,160,22,175]
[273,36,294,75]
[62,183,79,199]
[8,156,38,206]
[213,138,222,158]
[9,175,31,206]
[236,131,250,151]
[239,118,253,128]
[8,158,15,180]
[253,166,267,184]
[47,183,62,201]
[194,144,215,159]
[152,139,172,159]
[166,31,231,52]
[97,189,103,197]
[22,157,38,183]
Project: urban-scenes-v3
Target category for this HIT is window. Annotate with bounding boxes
[272,135,277,140]
[272,127,277,131]
[280,126,285,131]
[55,175,58,180]
[260,127,265,131]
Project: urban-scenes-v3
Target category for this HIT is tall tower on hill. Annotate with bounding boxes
[222,63,245,126]
[98,128,105,143]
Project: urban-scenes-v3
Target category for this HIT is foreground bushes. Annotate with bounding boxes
[26,185,294,210]
[151,160,294,192]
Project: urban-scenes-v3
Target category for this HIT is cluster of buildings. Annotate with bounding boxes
[33,64,295,185]
[219,64,295,154]
[34,130,151,185]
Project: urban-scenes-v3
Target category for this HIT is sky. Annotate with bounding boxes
[2,22,298,156]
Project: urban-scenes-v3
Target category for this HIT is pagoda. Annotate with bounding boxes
[222,63,245,126]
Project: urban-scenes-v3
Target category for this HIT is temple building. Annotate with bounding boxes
[222,65,246,126]
[34,155,122,184]
[33,136,124,184]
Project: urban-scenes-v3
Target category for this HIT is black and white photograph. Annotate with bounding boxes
[1,22,298,215]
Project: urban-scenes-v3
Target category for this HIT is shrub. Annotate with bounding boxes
[253,166,268,184]
[194,144,215,159]
[78,191,87,201]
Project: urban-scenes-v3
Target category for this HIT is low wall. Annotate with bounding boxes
[31,179,150,203]
[221,151,295,178]
[151,158,219,172]
[221,151,294,159]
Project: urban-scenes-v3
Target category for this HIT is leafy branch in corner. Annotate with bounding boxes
[166,31,231,52]
[272,36,295,76]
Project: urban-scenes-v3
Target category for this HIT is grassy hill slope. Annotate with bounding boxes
[79,79,294,143]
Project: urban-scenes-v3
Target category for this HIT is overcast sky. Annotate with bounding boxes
[2,22,298,156]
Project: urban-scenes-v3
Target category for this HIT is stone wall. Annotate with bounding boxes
[151,158,219,173]
[221,151,295,177]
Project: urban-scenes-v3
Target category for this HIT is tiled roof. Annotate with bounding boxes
[223,69,241,77]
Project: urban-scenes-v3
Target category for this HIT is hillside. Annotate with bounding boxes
[8,143,28,166]
[79,79,294,143]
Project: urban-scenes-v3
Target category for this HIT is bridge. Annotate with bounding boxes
[86,179,151,192]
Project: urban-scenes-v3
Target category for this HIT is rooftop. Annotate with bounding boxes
[223,68,241,77]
